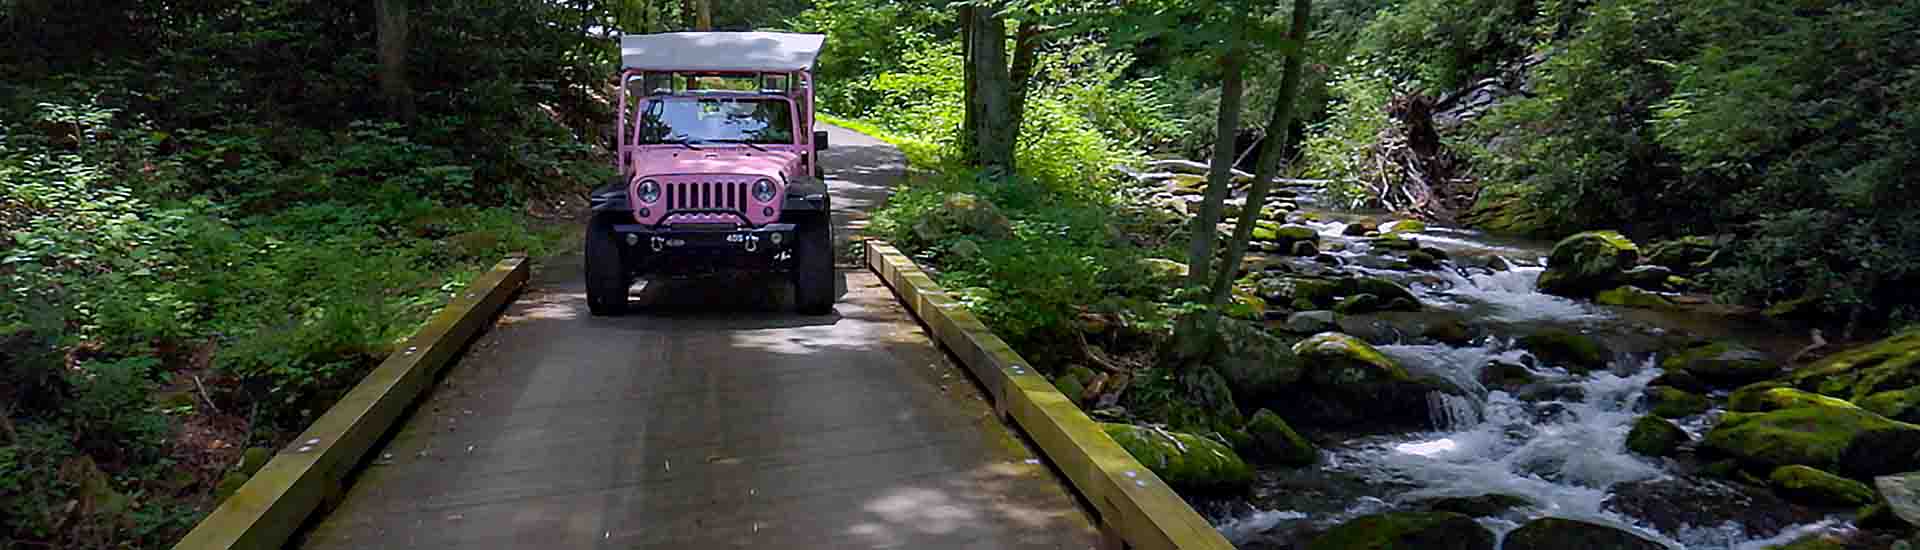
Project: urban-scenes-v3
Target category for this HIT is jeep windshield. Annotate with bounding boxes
[636,97,794,146]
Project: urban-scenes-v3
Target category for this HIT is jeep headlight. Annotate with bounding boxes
[753,179,777,202]
[637,180,660,203]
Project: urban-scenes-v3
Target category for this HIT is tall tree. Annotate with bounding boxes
[1005,20,1043,141]
[1170,1,1250,361]
[374,0,414,121]
[695,0,712,30]
[961,1,1015,176]
[1207,0,1314,320]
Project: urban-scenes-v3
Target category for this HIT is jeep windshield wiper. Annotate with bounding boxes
[711,139,769,152]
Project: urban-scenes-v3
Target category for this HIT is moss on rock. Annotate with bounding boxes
[1420,494,1533,517]
[1215,321,1307,405]
[1596,286,1677,310]
[1627,415,1688,457]
[1769,465,1877,507]
[1859,387,1920,423]
[1246,409,1317,466]
[1537,231,1640,298]
[1294,332,1410,388]
[1100,423,1253,493]
[1703,405,1920,471]
[1353,277,1421,311]
[1305,512,1494,550]
[1138,258,1189,287]
[1503,518,1665,550]
[1647,386,1712,418]
[1521,329,1609,373]
[1728,385,1859,413]
[1663,341,1780,388]
[1788,329,1920,401]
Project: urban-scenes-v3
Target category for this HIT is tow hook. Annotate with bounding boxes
[743,234,760,252]
[651,236,666,252]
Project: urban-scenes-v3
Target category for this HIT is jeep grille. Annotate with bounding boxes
[666,180,750,213]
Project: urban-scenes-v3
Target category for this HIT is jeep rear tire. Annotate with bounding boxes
[793,216,834,315]
[584,212,630,316]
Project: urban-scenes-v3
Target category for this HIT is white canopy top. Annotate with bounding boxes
[621,32,826,73]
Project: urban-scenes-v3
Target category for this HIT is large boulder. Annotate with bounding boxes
[914,193,1013,241]
[1537,231,1640,297]
[1521,329,1610,373]
[1859,387,1920,423]
[1646,386,1712,418]
[1264,276,1420,313]
[1662,341,1781,388]
[1502,518,1664,550]
[1215,321,1306,405]
[1787,329,1920,401]
[1728,385,1859,413]
[1286,332,1455,429]
[1305,512,1494,550]
[1100,423,1252,493]
[1627,415,1689,457]
[1245,409,1317,466]
[1703,405,1920,473]
[1876,471,1920,527]
[1294,332,1410,390]
[1418,494,1533,517]
[1608,477,1820,539]
[1353,277,1421,311]
[1768,465,1876,507]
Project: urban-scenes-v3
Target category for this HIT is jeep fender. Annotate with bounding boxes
[589,177,632,212]
[782,175,829,212]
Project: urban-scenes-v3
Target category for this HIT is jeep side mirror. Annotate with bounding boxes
[814,130,830,151]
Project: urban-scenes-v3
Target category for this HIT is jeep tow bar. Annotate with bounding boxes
[743,234,760,252]
[651,236,666,252]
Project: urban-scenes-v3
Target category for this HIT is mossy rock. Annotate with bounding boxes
[1274,277,1353,310]
[1536,230,1640,298]
[1663,341,1780,388]
[1646,235,1719,274]
[1290,240,1320,257]
[1100,423,1253,493]
[1618,265,1677,291]
[1646,386,1712,418]
[1353,277,1421,311]
[1305,511,1494,550]
[1419,494,1533,517]
[1788,329,1920,401]
[1407,250,1441,270]
[1246,409,1317,466]
[1703,405,1920,472]
[1334,293,1383,315]
[1627,415,1688,457]
[1769,465,1876,507]
[1343,220,1378,236]
[1294,332,1410,388]
[1215,321,1307,405]
[1479,360,1537,392]
[1138,258,1190,287]
[1596,286,1678,310]
[1650,370,1710,393]
[1422,319,1472,345]
[1859,387,1920,423]
[1371,234,1421,251]
[1521,329,1609,373]
[1275,224,1320,244]
[1729,385,1859,413]
[1380,219,1428,235]
[1503,518,1665,550]
[1054,375,1087,406]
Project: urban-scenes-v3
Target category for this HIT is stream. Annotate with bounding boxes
[1203,210,1846,549]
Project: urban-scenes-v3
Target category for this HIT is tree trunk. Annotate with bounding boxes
[964,3,1015,176]
[1171,3,1251,363]
[695,0,712,30]
[960,4,978,165]
[1208,0,1315,322]
[680,0,696,30]
[1007,20,1043,142]
[374,0,413,122]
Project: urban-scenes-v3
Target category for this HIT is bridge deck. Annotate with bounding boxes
[297,126,1099,550]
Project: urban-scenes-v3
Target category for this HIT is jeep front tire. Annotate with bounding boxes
[792,216,834,315]
[584,212,630,316]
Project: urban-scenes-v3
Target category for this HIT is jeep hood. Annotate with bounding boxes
[632,149,800,181]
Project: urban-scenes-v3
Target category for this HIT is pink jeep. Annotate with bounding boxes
[587,32,834,315]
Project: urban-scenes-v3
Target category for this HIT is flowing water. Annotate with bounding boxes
[1208,212,1843,549]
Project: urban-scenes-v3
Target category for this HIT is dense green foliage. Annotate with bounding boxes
[0,1,616,546]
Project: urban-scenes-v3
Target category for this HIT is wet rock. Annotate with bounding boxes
[1503,518,1663,550]
[1663,341,1780,388]
[1837,425,1920,479]
[1609,477,1817,538]
[1333,293,1382,315]
[1516,382,1586,403]
[1217,321,1307,405]
[1876,471,1920,527]
[1295,332,1409,387]
[1273,277,1348,310]
[1651,370,1710,394]
[1422,319,1473,345]
[1138,258,1190,287]
[1646,386,1712,418]
[1480,360,1538,392]
[1305,512,1494,550]
[1537,230,1640,297]
[1380,219,1427,235]
[1246,409,1317,466]
[1101,423,1252,493]
[1418,493,1533,517]
[1703,405,1920,472]
[1627,415,1689,457]
[1770,465,1876,507]
[1290,240,1319,257]
[1728,385,1859,413]
[1788,329,1920,400]
[1860,387,1920,423]
[1520,329,1609,373]
[1407,250,1441,270]
[1596,286,1678,310]
[1284,311,1339,334]
[1371,234,1421,251]
[1286,332,1452,429]
[1342,219,1377,236]
[1619,265,1677,290]
[1354,277,1421,311]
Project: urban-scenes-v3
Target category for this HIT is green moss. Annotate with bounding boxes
[1595,286,1677,310]
[1275,224,1320,243]
[1647,386,1712,418]
[1789,329,1920,400]
[1246,409,1317,466]
[1536,231,1641,297]
[1100,423,1253,493]
[1381,219,1428,234]
[1859,387,1920,422]
[1294,332,1410,386]
[1662,341,1780,387]
[1138,258,1190,287]
[1306,512,1495,550]
[1626,415,1688,457]
[1703,406,1916,470]
[1769,465,1877,507]
[1521,329,1608,372]
[1408,250,1440,270]
[1283,277,1355,309]
[1334,293,1384,314]
[1252,226,1279,242]
[1054,375,1086,406]
[1728,385,1859,413]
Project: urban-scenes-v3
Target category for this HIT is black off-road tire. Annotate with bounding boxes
[793,215,835,315]
[584,213,630,316]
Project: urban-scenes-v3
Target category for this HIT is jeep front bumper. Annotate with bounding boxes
[610,223,797,275]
